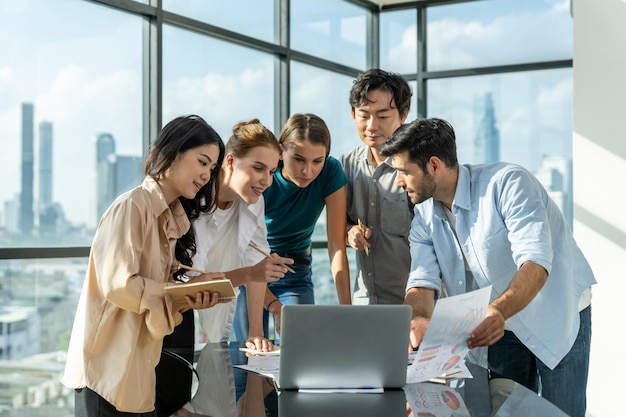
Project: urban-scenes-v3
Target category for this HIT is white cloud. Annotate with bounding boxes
[0,66,12,81]
[427,2,572,69]
[499,76,572,169]
[163,62,274,139]
[386,25,417,73]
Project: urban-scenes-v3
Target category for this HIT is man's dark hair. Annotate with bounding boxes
[349,69,412,117]
[380,118,459,172]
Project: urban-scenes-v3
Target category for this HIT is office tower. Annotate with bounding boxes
[115,155,142,196]
[0,306,40,360]
[91,134,142,224]
[20,103,35,236]
[37,121,56,234]
[93,133,116,225]
[4,196,20,234]
[535,156,573,227]
[473,92,500,164]
[38,121,53,207]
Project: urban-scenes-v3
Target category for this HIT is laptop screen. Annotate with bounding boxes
[277,304,412,390]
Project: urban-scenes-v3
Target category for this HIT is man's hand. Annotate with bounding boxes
[347,224,371,253]
[404,287,436,353]
[408,316,430,354]
[467,305,506,348]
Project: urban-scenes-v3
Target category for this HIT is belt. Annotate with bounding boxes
[277,247,312,266]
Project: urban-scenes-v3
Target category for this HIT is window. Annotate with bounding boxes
[163,0,276,43]
[291,0,369,68]
[380,9,417,74]
[290,61,359,159]
[427,69,573,226]
[0,0,143,248]
[0,0,575,413]
[427,0,572,71]
[163,24,275,137]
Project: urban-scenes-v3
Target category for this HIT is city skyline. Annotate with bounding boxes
[1,87,575,238]
[0,0,574,228]
[2,102,142,238]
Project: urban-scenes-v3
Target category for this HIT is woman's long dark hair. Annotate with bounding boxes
[144,114,225,281]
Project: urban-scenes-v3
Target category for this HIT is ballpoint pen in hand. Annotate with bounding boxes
[248,242,296,273]
[358,218,369,256]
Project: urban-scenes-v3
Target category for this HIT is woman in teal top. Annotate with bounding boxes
[234,113,351,340]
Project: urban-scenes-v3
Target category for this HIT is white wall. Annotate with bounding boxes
[573,1,626,416]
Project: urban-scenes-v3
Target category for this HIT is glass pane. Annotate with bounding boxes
[0,0,143,248]
[427,0,573,71]
[291,0,368,68]
[380,9,417,74]
[290,63,359,305]
[0,257,87,410]
[427,68,573,226]
[290,61,360,159]
[162,25,275,141]
[163,0,275,44]
[311,246,357,305]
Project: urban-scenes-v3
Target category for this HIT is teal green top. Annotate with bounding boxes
[263,156,348,253]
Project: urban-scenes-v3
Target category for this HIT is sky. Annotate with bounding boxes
[0,0,573,228]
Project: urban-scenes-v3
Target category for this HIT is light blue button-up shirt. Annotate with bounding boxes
[407,163,596,369]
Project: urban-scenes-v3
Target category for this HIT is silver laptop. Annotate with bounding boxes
[277,304,412,390]
[278,389,407,417]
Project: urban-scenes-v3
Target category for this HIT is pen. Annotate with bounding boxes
[357,218,369,256]
[178,263,210,275]
[248,242,296,274]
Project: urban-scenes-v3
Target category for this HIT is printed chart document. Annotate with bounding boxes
[404,382,471,417]
[164,279,236,304]
[406,286,491,384]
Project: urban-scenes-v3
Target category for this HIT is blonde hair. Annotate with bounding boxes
[225,119,280,157]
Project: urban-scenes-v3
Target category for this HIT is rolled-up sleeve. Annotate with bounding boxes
[406,211,442,295]
[496,168,553,275]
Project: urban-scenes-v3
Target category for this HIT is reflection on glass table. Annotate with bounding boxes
[173,342,567,417]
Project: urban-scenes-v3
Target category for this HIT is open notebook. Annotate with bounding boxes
[276,304,412,391]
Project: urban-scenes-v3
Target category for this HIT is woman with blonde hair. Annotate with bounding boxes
[180,119,293,416]
[234,113,351,341]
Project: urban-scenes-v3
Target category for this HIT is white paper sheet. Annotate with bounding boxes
[406,286,491,383]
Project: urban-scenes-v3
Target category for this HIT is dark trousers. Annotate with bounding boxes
[74,387,157,417]
[488,306,591,417]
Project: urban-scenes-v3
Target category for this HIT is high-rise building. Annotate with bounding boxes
[38,121,53,207]
[473,92,500,164]
[535,156,573,227]
[3,195,20,234]
[92,133,116,227]
[91,134,142,225]
[0,306,40,360]
[38,121,56,234]
[20,103,35,236]
[115,155,142,196]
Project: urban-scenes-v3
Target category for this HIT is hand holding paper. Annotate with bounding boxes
[406,286,491,384]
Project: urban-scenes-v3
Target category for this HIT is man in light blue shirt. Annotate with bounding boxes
[379,118,596,417]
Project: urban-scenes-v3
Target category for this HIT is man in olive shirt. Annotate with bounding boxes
[341,69,414,304]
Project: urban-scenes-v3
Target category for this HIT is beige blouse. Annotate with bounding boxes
[61,176,189,413]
